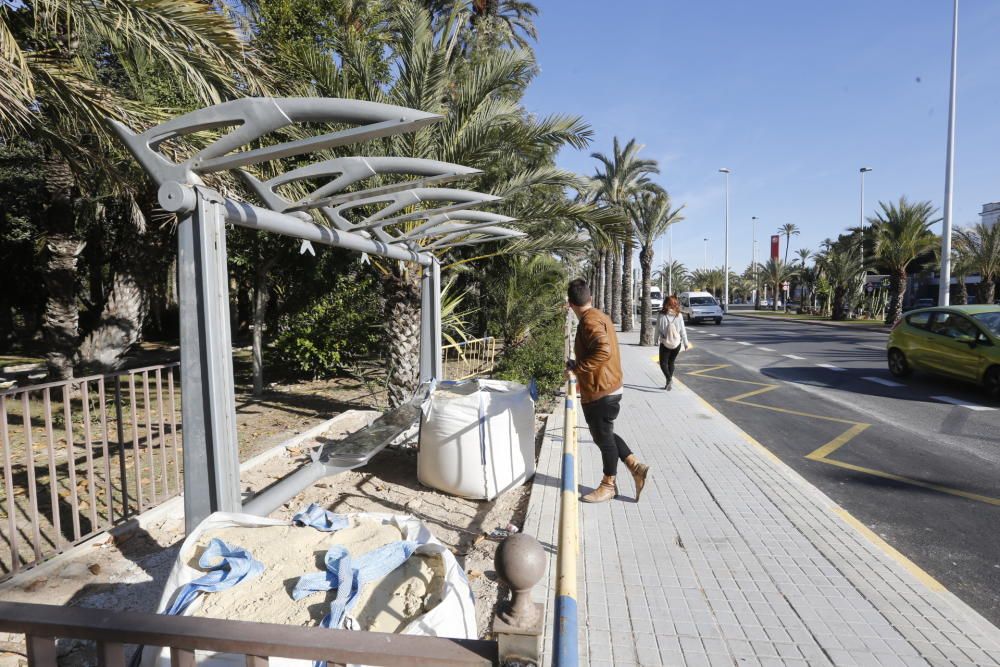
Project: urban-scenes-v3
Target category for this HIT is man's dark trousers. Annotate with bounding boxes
[581,394,633,477]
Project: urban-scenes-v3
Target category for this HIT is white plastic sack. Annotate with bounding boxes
[140,511,476,667]
[418,379,535,500]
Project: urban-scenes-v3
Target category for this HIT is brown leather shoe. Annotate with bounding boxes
[581,476,618,503]
[624,455,649,501]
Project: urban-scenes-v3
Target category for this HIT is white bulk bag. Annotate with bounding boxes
[140,511,476,667]
[418,379,535,500]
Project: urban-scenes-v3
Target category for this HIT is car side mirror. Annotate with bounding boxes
[955,334,976,347]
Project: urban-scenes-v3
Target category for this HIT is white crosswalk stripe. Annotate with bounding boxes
[783,354,805,360]
[758,347,776,352]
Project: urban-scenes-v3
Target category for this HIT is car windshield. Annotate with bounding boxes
[691,297,716,306]
[650,292,662,300]
[972,311,1000,337]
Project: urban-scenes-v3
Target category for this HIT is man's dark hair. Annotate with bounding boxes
[567,278,592,307]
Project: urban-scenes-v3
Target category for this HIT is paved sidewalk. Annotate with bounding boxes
[524,329,1000,666]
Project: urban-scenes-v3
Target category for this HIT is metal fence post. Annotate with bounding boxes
[113,376,129,519]
[177,186,241,532]
[419,257,442,384]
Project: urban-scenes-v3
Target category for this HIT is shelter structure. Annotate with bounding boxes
[111,97,523,531]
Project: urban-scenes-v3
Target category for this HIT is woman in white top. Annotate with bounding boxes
[656,295,689,390]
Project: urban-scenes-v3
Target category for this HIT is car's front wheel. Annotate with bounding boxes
[888,348,911,378]
[715,318,723,325]
[984,366,1000,399]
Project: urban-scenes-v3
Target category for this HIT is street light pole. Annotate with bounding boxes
[719,168,731,312]
[939,0,959,307]
[668,224,673,295]
[751,215,758,306]
[859,167,872,258]
[704,238,709,271]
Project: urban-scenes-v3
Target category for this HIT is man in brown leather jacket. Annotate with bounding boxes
[567,279,649,503]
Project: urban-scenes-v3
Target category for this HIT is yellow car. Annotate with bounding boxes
[887,305,1000,397]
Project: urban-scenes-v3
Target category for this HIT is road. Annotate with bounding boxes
[664,313,1000,626]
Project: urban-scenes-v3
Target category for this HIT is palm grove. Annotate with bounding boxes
[0,0,632,404]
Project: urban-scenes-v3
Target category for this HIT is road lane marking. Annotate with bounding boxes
[758,347,776,352]
[931,396,996,411]
[707,333,720,337]
[817,363,847,371]
[676,361,1000,507]
[783,354,805,360]
[722,337,734,341]
[862,376,905,388]
[737,341,752,346]
[861,345,885,351]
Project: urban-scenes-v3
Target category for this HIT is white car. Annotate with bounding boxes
[650,289,664,318]
[680,291,724,325]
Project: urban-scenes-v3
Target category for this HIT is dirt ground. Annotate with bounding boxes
[0,404,544,666]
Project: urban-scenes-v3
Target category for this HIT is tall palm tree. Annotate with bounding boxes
[778,223,800,264]
[954,222,1000,305]
[328,4,600,406]
[1,0,272,379]
[796,248,812,267]
[869,198,939,326]
[761,259,798,312]
[627,189,684,345]
[590,137,659,330]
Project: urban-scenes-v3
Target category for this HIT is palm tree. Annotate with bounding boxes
[954,222,1000,305]
[328,4,599,406]
[778,223,800,264]
[796,248,812,267]
[654,260,688,295]
[2,0,271,379]
[627,189,684,345]
[761,259,798,312]
[590,137,659,330]
[869,198,940,326]
[816,245,866,320]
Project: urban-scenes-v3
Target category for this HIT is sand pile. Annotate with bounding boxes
[186,519,443,633]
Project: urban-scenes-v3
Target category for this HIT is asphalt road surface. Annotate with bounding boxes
[659,313,1000,626]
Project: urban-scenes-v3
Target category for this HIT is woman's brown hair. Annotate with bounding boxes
[662,295,680,313]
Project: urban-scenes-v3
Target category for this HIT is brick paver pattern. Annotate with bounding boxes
[524,329,1000,667]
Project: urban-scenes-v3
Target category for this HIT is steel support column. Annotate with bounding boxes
[419,259,443,384]
[178,187,241,531]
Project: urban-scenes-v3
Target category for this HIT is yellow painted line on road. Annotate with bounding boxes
[831,506,946,592]
[671,361,1000,507]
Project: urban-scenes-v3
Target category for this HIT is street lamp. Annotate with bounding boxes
[859,167,872,258]
[668,224,673,295]
[703,237,709,270]
[751,215,759,307]
[939,0,959,307]
[719,168,731,312]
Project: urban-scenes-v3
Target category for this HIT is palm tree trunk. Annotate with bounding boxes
[593,251,604,310]
[885,270,906,326]
[603,251,613,316]
[611,251,621,323]
[76,272,147,373]
[955,275,968,305]
[621,237,634,331]
[639,246,655,346]
[384,266,422,409]
[977,277,995,305]
[40,153,82,381]
[832,285,847,320]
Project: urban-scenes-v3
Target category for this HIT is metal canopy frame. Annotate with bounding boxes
[111,97,523,530]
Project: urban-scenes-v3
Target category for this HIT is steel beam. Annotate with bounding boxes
[177,188,242,531]
[419,259,443,383]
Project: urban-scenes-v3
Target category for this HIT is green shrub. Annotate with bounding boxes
[273,274,382,378]
[494,314,565,399]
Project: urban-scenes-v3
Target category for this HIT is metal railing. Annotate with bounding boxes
[554,312,579,666]
[441,336,497,381]
[0,601,496,666]
[0,362,181,578]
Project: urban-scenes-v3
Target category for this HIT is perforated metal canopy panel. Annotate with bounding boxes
[111,97,523,251]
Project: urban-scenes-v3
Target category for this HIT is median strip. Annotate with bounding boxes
[931,396,996,412]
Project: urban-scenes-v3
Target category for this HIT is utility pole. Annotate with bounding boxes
[752,216,758,306]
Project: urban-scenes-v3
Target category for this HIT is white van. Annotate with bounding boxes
[650,289,663,319]
[680,291,724,325]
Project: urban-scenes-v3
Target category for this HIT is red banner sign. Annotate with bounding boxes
[770,235,780,260]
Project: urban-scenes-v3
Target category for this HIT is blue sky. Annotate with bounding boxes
[521,1,1000,274]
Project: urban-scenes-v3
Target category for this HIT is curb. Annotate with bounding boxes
[730,311,891,333]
